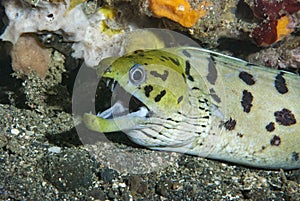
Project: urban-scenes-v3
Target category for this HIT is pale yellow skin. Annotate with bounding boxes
[84,47,300,169]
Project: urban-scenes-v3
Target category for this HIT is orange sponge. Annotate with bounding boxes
[149,0,210,28]
[276,15,294,43]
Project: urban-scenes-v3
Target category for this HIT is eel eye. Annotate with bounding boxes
[129,64,146,85]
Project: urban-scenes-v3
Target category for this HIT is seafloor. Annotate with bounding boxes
[0,0,300,200]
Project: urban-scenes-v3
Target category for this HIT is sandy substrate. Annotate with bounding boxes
[0,47,299,201]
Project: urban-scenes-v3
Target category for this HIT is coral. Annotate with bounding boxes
[248,36,300,69]
[11,34,51,78]
[22,0,40,6]
[149,0,211,28]
[98,6,123,36]
[252,15,295,46]
[69,0,86,11]
[22,0,67,7]
[253,0,300,20]
[1,0,125,66]
[1,0,68,44]
[251,0,300,46]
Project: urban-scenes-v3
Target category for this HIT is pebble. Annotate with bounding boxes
[48,146,62,153]
[10,128,20,135]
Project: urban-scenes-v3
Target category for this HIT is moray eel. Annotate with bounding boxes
[84,47,300,169]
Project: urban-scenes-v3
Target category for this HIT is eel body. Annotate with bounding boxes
[84,47,300,169]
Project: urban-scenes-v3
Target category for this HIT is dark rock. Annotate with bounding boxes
[41,149,95,191]
[98,167,119,183]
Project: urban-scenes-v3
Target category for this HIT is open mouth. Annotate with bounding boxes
[96,79,151,120]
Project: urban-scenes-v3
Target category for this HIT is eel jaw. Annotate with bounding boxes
[97,101,149,119]
[83,101,151,133]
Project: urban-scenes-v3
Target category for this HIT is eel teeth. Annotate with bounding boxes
[128,106,149,118]
[105,79,110,87]
[105,79,117,92]
[97,101,128,119]
[111,80,117,92]
[97,101,149,119]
